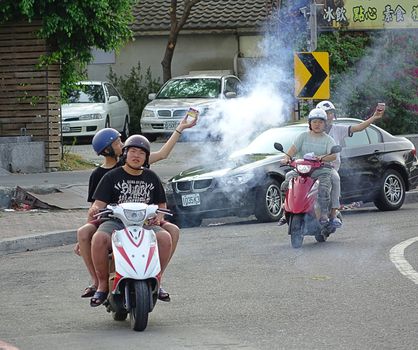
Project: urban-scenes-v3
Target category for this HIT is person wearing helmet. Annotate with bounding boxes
[75,115,198,302]
[316,100,385,222]
[280,108,337,224]
[87,134,172,307]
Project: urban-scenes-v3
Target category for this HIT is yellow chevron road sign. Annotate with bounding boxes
[294,52,330,99]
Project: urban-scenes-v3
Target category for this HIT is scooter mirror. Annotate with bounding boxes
[330,145,342,154]
[274,142,284,152]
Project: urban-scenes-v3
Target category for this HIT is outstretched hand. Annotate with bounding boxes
[373,102,385,119]
[178,114,198,131]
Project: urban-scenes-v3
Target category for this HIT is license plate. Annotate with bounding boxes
[181,193,200,207]
[62,123,70,132]
[164,121,178,130]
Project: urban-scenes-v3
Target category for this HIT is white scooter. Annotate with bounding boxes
[95,202,171,331]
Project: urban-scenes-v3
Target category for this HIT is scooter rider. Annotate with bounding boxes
[88,135,172,307]
[316,100,385,222]
[280,108,337,225]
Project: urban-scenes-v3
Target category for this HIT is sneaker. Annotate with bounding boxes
[277,215,287,226]
[329,217,342,228]
[319,216,329,225]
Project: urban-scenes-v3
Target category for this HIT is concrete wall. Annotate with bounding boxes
[0,137,45,173]
[88,33,241,83]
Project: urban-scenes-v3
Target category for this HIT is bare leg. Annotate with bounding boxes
[156,230,172,275]
[77,223,98,288]
[91,231,112,293]
[161,222,179,261]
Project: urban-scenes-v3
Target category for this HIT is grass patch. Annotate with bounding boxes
[59,152,95,171]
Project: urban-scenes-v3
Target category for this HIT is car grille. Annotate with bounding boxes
[175,179,213,192]
[157,109,188,119]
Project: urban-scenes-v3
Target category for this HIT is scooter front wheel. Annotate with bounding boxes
[289,214,304,248]
[130,280,151,331]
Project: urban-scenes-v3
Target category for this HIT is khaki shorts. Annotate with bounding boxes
[97,220,163,235]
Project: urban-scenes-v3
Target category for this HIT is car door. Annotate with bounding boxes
[104,82,125,130]
[339,123,385,201]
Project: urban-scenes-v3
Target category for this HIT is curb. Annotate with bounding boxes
[0,229,77,256]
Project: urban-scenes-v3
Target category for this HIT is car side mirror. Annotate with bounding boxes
[108,96,118,104]
[148,93,156,100]
[225,91,237,99]
[330,145,342,154]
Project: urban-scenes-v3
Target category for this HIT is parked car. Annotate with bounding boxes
[165,119,418,228]
[140,71,241,141]
[61,81,130,139]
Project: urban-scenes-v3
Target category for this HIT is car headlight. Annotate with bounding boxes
[223,173,254,186]
[123,209,146,222]
[296,164,312,174]
[142,109,155,118]
[78,113,103,120]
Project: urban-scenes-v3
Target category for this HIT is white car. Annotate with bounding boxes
[61,81,130,139]
[140,72,241,141]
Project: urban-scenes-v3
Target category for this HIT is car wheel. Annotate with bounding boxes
[254,178,283,222]
[142,133,158,142]
[121,116,130,141]
[171,214,202,228]
[374,169,405,211]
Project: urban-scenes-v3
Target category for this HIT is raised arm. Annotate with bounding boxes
[350,103,385,133]
[148,115,198,164]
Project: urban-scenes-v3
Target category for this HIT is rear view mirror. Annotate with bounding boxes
[274,142,284,152]
[148,93,156,100]
[108,95,118,104]
[225,92,237,99]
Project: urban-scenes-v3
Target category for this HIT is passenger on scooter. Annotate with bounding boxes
[75,116,197,303]
[280,108,337,225]
[316,100,385,222]
[88,135,172,307]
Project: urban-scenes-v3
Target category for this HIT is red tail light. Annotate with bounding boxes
[412,148,417,157]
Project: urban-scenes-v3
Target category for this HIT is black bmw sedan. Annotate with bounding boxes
[166,118,418,227]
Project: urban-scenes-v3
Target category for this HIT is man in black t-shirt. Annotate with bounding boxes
[87,135,172,307]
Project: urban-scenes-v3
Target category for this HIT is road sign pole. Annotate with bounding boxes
[309,1,317,52]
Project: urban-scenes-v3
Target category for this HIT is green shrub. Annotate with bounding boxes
[107,62,161,134]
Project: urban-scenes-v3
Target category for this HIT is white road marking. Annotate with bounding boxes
[389,237,418,284]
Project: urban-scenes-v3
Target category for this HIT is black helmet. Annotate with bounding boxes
[122,135,150,155]
[122,135,151,168]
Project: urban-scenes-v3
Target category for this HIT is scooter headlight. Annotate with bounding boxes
[123,209,146,223]
[296,164,312,174]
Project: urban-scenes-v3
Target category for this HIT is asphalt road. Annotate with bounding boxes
[1,203,418,350]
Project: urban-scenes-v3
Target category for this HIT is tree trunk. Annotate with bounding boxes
[161,0,201,83]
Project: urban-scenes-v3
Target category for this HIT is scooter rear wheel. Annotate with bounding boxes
[130,280,151,331]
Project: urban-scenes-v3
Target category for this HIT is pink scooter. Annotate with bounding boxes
[274,143,342,248]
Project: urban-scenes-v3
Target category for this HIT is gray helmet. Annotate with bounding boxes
[122,135,151,167]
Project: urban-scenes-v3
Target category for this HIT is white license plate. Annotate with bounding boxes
[62,123,70,132]
[164,121,178,130]
[181,193,200,207]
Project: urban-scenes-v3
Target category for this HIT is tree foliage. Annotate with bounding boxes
[317,30,418,134]
[0,0,137,98]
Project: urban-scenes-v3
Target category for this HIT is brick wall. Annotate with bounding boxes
[0,20,61,170]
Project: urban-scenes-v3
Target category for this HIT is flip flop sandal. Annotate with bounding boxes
[90,291,108,307]
[81,285,97,298]
[158,287,171,302]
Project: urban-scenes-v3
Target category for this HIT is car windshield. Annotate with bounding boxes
[157,78,222,99]
[232,125,307,156]
[67,84,105,103]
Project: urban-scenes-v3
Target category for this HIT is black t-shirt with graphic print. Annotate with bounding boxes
[92,166,166,205]
[87,159,125,203]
